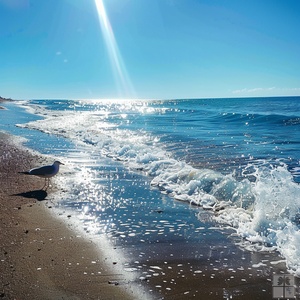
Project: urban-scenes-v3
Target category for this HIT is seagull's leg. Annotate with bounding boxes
[42,178,46,190]
[42,178,47,191]
[45,178,49,191]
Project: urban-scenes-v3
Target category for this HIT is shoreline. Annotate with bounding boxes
[1,98,296,299]
[0,131,141,299]
[0,132,291,300]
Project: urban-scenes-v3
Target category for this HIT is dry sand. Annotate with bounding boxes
[0,132,139,300]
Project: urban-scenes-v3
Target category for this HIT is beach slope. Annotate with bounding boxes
[0,132,136,300]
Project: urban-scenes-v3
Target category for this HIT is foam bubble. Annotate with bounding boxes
[19,101,300,274]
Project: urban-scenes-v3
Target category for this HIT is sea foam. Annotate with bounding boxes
[18,100,300,275]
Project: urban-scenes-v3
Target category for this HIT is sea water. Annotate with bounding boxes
[2,97,300,278]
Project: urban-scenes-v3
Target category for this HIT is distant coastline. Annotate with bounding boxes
[0,96,13,102]
[0,96,13,109]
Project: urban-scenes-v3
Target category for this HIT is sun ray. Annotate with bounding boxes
[95,0,135,99]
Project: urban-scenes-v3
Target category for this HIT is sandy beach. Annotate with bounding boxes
[1,98,296,300]
[0,131,138,300]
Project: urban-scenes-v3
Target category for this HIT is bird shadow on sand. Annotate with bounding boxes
[12,190,48,201]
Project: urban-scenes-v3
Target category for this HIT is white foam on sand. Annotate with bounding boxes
[49,184,154,300]
[18,101,300,276]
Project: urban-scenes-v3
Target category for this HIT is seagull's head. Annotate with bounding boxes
[53,161,64,166]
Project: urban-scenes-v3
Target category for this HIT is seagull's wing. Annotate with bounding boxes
[29,165,54,177]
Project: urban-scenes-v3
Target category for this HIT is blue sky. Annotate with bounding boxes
[0,0,299,100]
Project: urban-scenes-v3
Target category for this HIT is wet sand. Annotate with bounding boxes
[0,132,138,300]
[0,132,291,300]
[0,98,295,300]
[116,222,290,299]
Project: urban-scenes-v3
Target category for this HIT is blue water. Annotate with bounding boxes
[25,97,300,178]
[2,97,300,288]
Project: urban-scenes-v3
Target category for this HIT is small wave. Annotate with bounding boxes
[19,99,300,275]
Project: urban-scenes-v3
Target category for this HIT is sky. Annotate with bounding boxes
[0,0,300,100]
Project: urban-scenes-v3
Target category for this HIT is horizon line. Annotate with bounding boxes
[4,94,299,102]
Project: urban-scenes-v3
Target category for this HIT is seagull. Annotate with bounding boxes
[19,161,64,190]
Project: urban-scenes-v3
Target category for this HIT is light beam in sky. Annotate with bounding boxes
[95,0,135,99]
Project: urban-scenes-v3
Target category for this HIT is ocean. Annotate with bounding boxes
[1,96,300,298]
